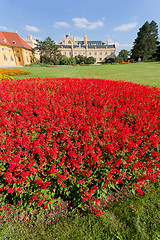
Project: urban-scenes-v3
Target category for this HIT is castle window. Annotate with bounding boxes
[13,41,16,44]
[105,52,107,55]
[100,52,102,55]
[89,52,92,55]
[4,55,7,61]
[27,57,29,62]
[95,52,97,55]
[10,56,14,61]
[17,51,19,53]
[2,48,4,50]
[18,57,21,62]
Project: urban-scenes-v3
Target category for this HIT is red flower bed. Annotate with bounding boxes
[0,77,160,215]
[119,62,129,64]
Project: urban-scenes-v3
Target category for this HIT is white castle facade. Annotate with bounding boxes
[24,33,116,63]
[57,33,116,63]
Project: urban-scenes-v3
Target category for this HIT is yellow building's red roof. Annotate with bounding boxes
[0,31,33,50]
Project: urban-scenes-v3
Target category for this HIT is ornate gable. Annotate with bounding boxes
[62,34,77,45]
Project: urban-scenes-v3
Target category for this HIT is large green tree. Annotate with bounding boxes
[117,49,130,62]
[36,37,62,64]
[131,20,158,61]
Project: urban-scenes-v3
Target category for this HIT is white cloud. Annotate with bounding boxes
[119,43,133,48]
[74,36,84,41]
[25,25,39,32]
[72,17,104,30]
[116,42,133,48]
[113,22,138,31]
[72,18,88,28]
[53,22,70,28]
[0,26,8,30]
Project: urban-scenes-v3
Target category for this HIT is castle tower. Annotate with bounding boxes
[27,35,32,40]
[106,37,109,45]
[84,32,87,45]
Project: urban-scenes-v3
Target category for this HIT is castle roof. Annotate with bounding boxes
[0,31,33,50]
[78,40,103,45]
[57,44,115,49]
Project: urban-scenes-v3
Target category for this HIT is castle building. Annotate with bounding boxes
[57,33,116,63]
[0,31,34,67]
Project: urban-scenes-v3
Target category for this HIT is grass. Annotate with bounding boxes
[0,181,160,239]
[12,62,160,87]
[0,62,160,239]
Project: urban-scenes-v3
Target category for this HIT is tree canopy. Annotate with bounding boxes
[117,49,130,62]
[36,37,62,64]
[131,21,158,61]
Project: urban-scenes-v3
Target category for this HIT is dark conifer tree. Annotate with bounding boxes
[131,21,158,61]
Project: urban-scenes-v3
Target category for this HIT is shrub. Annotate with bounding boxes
[85,56,96,64]
[105,58,115,63]
[0,78,160,216]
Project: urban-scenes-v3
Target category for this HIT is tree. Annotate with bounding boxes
[154,41,160,61]
[36,37,62,64]
[59,55,69,65]
[131,21,158,61]
[117,49,130,62]
[115,56,123,63]
[67,56,76,65]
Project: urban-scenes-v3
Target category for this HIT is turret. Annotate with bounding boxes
[106,37,109,45]
[84,32,87,45]
[28,35,32,40]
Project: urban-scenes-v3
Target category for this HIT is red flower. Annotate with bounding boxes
[37,198,45,206]
[32,193,38,200]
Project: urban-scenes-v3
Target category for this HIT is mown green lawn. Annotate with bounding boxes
[1,62,160,240]
[13,62,160,87]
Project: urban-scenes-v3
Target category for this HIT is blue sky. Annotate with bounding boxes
[0,0,160,54]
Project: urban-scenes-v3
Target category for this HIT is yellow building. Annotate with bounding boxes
[57,33,116,63]
[0,31,34,66]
